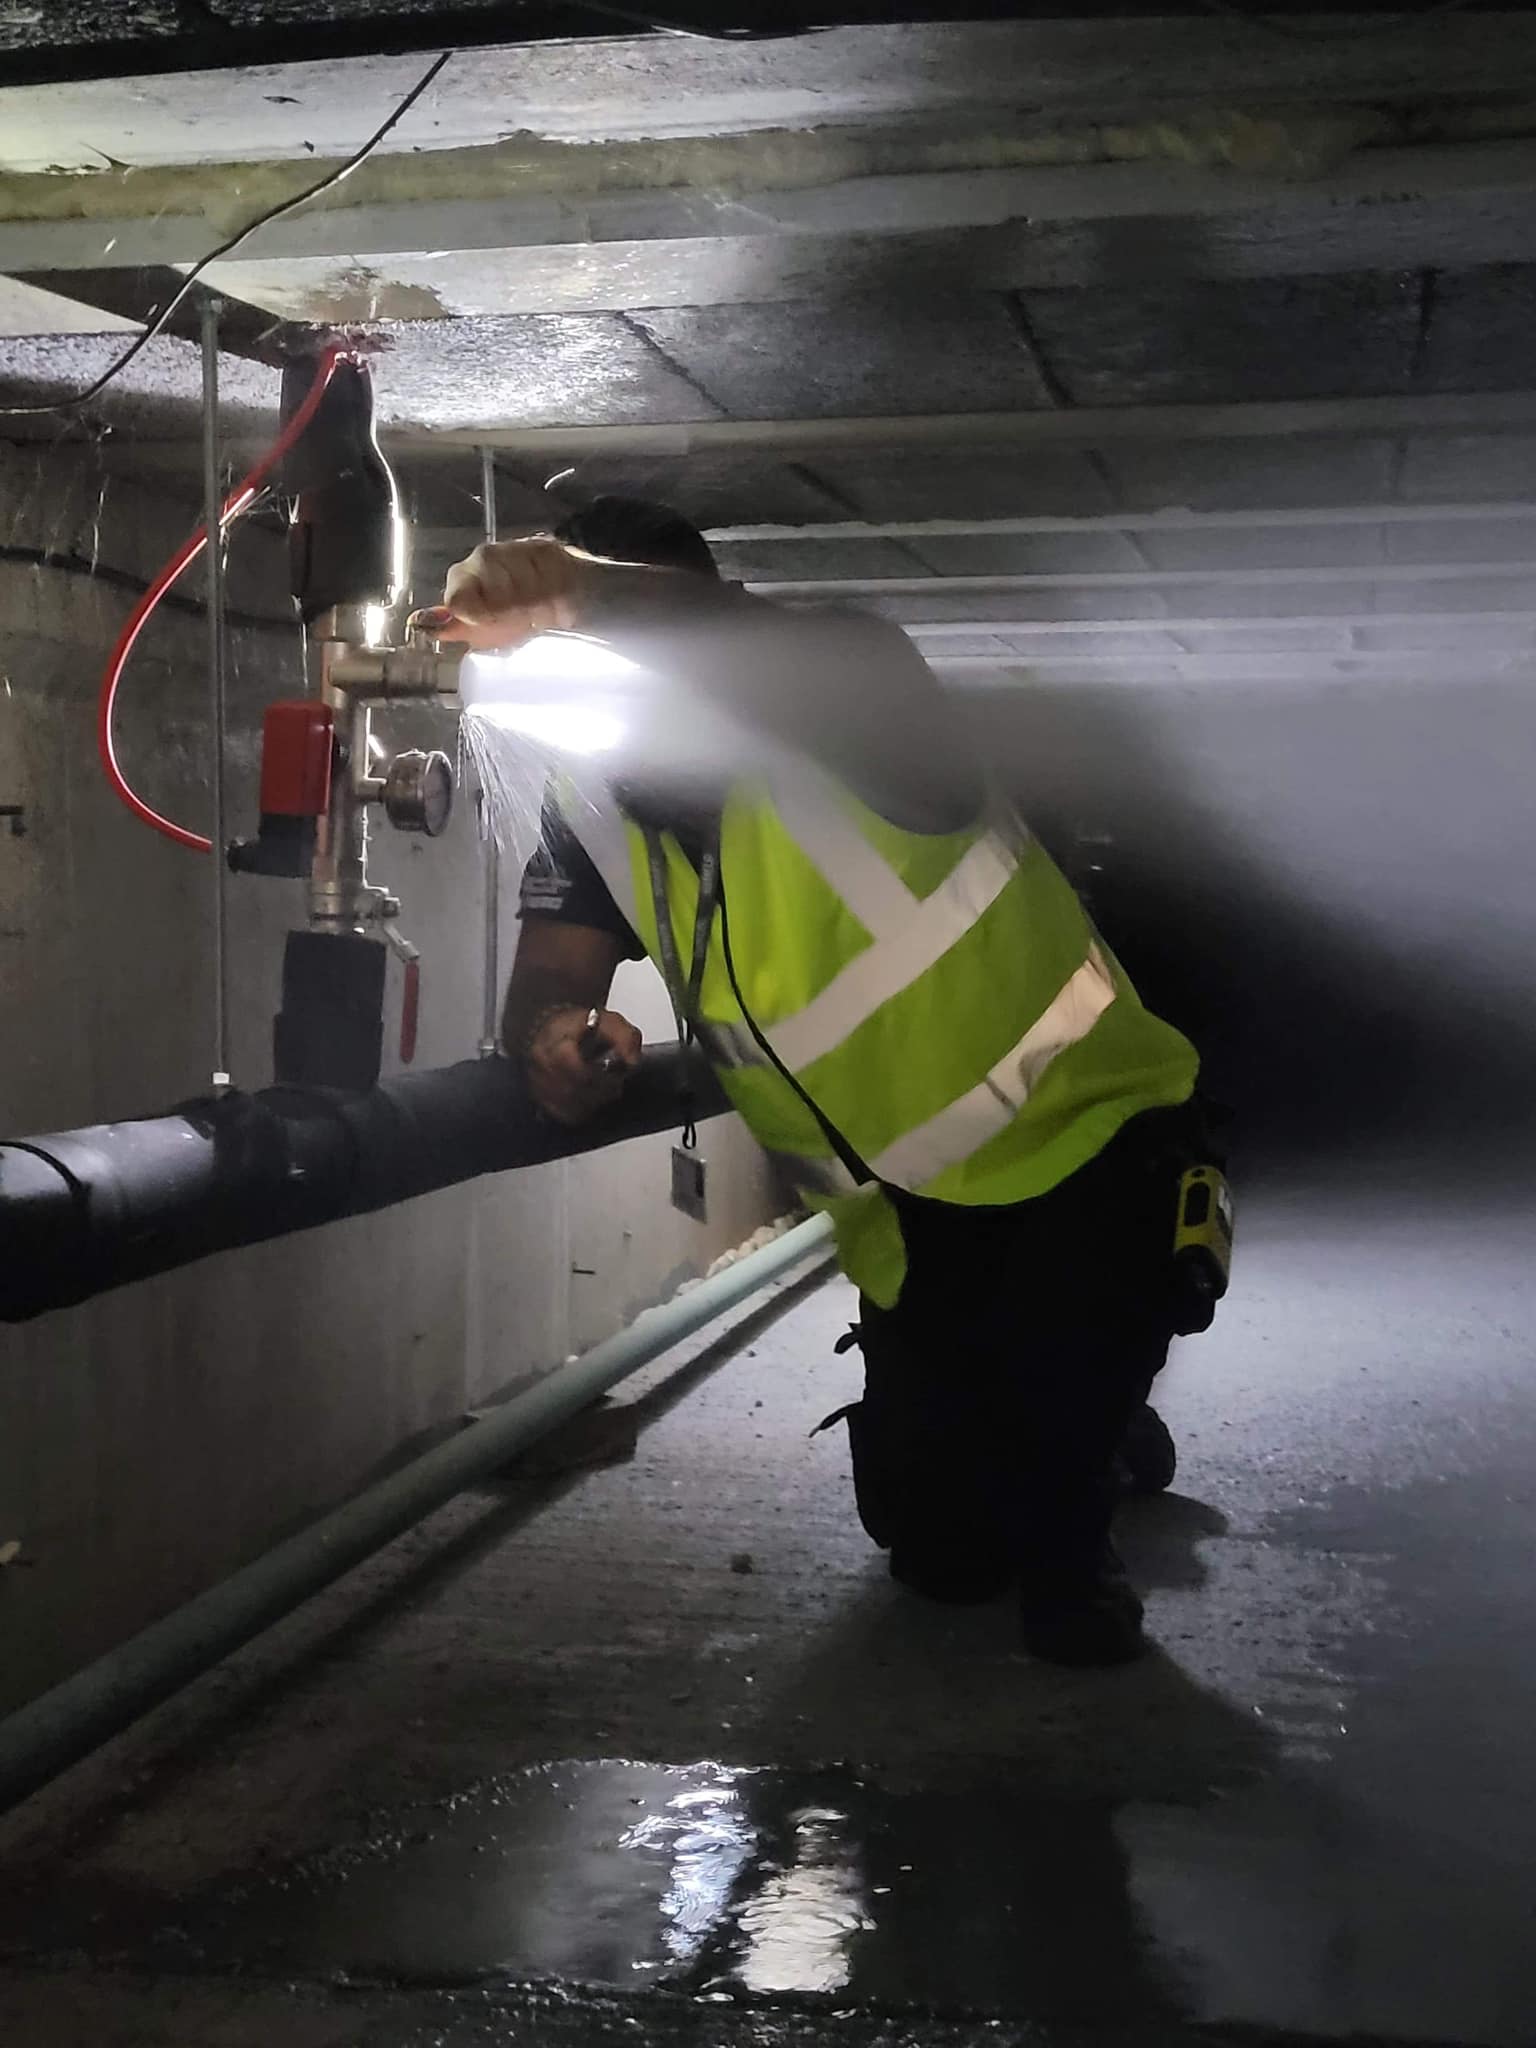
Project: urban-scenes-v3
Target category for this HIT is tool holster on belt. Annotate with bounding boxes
[1156,1098,1236,1337]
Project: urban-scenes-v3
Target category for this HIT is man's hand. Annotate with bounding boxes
[414,538,596,653]
[523,1004,642,1125]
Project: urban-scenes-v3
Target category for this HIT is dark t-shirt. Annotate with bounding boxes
[519,793,645,958]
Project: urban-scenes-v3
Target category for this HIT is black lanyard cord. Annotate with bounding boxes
[715,880,875,1189]
[643,824,717,1042]
[644,820,875,1185]
[644,823,718,1148]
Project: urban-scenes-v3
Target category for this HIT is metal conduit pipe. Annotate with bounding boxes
[0,1045,728,1323]
[0,1213,834,1815]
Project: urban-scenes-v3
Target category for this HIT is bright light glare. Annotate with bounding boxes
[459,636,644,758]
[462,636,643,698]
[469,700,627,755]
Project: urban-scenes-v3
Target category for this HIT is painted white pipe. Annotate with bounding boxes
[933,655,1530,683]
[704,502,1536,543]
[405,391,1536,458]
[900,610,1536,639]
[745,559,1536,599]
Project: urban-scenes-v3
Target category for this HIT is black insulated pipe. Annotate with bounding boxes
[0,1047,728,1323]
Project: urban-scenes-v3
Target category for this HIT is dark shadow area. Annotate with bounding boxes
[964,676,1536,1188]
[1115,1492,1229,1594]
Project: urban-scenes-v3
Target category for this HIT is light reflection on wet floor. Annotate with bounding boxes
[155,1759,1190,2017]
[26,1750,1523,2043]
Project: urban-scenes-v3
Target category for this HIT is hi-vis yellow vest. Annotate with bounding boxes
[560,765,1199,1307]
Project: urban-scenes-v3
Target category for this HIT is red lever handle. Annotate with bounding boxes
[400,957,421,1065]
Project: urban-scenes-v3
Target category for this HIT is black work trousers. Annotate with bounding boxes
[847,1112,1180,1603]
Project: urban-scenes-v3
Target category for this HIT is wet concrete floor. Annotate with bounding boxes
[2,1171,1534,2046]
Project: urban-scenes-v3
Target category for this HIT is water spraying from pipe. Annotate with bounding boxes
[456,636,644,855]
[456,630,768,854]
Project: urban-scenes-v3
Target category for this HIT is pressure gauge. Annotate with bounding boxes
[382,749,454,837]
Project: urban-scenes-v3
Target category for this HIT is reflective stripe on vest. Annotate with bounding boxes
[740,944,1115,1196]
[867,942,1115,1185]
[762,814,1023,1070]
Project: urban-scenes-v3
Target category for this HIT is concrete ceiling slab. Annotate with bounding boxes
[1124,523,1395,574]
[1371,569,1536,613]
[359,314,721,431]
[1026,273,1425,408]
[1351,614,1536,648]
[0,334,279,440]
[1417,263,1536,391]
[1377,512,1536,563]
[719,534,945,580]
[804,449,1115,521]
[628,296,1053,419]
[1395,428,1536,500]
[0,315,720,441]
[1095,436,1400,513]
[895,530,1151,577]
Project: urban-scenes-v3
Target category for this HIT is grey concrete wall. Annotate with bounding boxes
[0,442,778,1716]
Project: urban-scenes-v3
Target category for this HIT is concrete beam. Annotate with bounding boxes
[7,18,1536,144]
[9,140,1536,322]
[208,164,1536,319]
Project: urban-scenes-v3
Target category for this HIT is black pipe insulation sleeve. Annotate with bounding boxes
[0,1047,729,1323]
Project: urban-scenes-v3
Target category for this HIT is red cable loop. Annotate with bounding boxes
[97,343,355,853]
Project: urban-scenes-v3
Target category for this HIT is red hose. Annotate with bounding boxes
[97,343,354,852]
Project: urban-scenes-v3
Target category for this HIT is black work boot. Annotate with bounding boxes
[1018,1551,1147,1667]
[1113,1403,1177,1496]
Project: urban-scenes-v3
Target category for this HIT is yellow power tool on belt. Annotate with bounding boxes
[1170,1162,1235,1336]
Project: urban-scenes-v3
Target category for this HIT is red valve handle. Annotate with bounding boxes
[400,957,421,1066]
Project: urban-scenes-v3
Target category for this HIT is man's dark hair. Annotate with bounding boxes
[554,494,718,578]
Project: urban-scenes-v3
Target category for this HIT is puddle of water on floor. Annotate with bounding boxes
[9,1754,1536,2042]
[172,1761,1190,2018]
